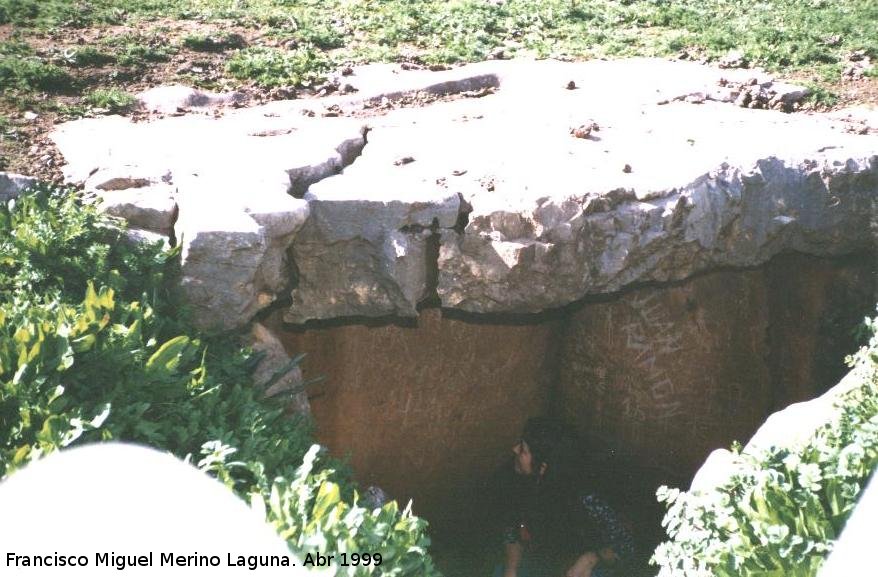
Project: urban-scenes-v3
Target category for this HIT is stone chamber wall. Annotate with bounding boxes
[271,250,875,545]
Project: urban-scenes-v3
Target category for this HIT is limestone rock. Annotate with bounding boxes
[174,193,309,331]
[137,84,246,113]
[97,184,178,233]
[0,172,37,201]
[53,105,367,330]
[249,323,310,415]
[689,449,736,492]
[718,50,746,69]
[286,176,459,322]
[829,105,878,135]
[439,153,876,314]
[768,81,810,106]
[51,59,878,327]
[123,227,172,248]
[85,165,173,191]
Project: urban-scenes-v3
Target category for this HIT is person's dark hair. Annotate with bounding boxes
[522,417,587,490]
[522,417,564,473]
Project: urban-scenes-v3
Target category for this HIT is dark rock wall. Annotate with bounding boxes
[273,308,561,524]
[558,252,875,488]
[274,252,874,524]
[558,268,773,486]
[766,253,876,410]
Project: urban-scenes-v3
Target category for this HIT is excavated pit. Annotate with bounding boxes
[270,250,875,572]
[47,57,878,573]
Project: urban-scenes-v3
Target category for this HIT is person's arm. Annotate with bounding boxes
[565,494,632,577]
[565,545,618,577]
[503,541,523,577]
[565,551,599,577]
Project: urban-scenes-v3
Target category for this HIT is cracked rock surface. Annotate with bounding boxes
[51,58,878,329]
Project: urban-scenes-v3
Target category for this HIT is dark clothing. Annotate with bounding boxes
[495,468,635,575]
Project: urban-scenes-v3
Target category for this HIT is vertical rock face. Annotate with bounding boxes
[766,253,877,409]
[270,252,873,524]
[558,252,875,485]
[273,308,561,522]
[248,323,310,415]
[559,270,773,481]
[285,192,459,323]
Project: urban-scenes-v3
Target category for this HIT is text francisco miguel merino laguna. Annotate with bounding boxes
[6,551,380,570]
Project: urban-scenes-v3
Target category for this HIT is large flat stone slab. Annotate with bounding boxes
[53,108,366,329]
[51,58,878,328]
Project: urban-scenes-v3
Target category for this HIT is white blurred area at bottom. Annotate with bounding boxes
[0,443,317,576]
[819,473,877,577]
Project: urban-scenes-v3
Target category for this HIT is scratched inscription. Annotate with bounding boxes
[619,292,685,426]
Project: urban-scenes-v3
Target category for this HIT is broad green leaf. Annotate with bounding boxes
[71,333,96,353]
[36,415,66,446]
[12,444,30,466]
[145,336,191,375]
[313,482,341,521]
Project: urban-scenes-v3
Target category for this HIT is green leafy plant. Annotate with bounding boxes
[66,46,115,67]
[183,32,246,52]
[203,444,441,576]
[0,56,72,92]
[0,185,439,576]
[805,83,840,108]
[653,315,878,576]
[0,39,34,57]
[226,45,332,88]
[104,33,175,68]
[83,88,138,113]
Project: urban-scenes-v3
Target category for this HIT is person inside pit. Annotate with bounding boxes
[492,417,635,577]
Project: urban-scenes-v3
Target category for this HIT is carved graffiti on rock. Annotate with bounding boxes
[618,293,685,426]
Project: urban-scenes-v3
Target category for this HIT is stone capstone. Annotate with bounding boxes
[52,111,368,330]
[51,59,878,329]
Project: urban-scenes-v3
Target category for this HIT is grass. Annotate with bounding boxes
[805,83,841,108]
[2,0,875,80]
[0,0,875,172]
[103,33,176,68]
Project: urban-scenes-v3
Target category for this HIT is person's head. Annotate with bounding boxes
[512,417,564,480]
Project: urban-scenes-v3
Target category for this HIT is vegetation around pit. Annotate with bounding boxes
[0,185,439,577]
[1,3,877,573]
[653,316,878,576]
